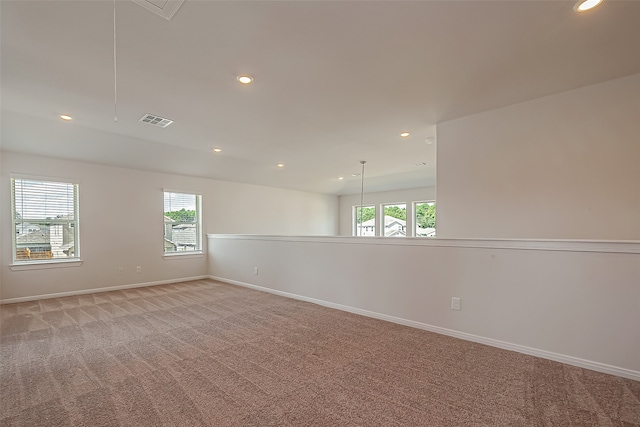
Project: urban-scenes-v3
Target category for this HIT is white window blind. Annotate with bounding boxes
[11,178,80,262]
[164,191,202,253]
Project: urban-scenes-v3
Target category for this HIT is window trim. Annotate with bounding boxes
[353,204,376,237]
[381,202,408,237]
[413,200,436,238]
[10,175,81,266]
[163,189,203,256]
[10,259,83,271]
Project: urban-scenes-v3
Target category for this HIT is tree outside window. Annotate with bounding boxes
[415,202,436,237]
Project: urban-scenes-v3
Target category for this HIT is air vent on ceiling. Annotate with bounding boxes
[139,113,173,128]
[132,0,185,21]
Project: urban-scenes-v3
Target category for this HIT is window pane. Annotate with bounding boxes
[14,221,76,260]
[383,204,406,237]
[12,178,79,262]
[164,192,201,252]
[415,202,436,237]
[354,205,375,236]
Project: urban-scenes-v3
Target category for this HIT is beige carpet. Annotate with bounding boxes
[1,279,639,426]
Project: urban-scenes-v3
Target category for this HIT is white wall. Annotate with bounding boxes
[338,186,436,236]
[0,150,3,296]
[0,152,338,300]
[437,73,640,240]
[208,235,640,380]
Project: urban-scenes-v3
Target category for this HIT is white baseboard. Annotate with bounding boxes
[0,276,210,304]
[209,275,640,382]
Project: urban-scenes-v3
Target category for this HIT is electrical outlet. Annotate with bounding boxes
[118,267,124,275]
[136,266,142,273]
[451,297,461,311]
[254,267,259,275]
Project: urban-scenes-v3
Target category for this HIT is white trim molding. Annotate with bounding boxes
[10,260,83,271]
[207,234,640,254]
[0,276,210,305]
[163,252,204,260]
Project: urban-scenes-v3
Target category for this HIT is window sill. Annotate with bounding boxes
[10,259,83,271]
[163,251,203,260]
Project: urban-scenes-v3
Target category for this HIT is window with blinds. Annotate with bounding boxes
[11,177,80,262]
[164,191,202,254]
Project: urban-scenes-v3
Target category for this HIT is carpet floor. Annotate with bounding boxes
[1,279,639,426]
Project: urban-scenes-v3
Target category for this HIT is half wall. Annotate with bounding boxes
[208,234,640,380]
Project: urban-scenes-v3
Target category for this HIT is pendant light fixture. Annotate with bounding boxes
[359,160,366,236]
[113,0,118,122]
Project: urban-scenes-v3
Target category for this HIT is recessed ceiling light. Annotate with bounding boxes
[277,163,284,168]
[237,75,253,84]
[213,148,222,153]
[574,0,603,12]
[400,132,410,138]
[59,114,73,121]
[338,177,344,180]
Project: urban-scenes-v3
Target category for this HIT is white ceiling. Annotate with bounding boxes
[2,0,640,195]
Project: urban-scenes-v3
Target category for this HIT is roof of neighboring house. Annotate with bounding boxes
[360,216,406,227]
[171,223,196,230]
[16,223,41,233]
[386,229,406,237]
[416,227,436,237]
[16,229,50,245]
[169,227,197,246]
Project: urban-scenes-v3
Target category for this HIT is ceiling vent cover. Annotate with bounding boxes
[139,113,173,128]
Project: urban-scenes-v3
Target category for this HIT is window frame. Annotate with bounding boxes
[10,175,81,266]
[382,202,408,237]
[163,190,203,256]
[413,200,436,237]
[353,204,376,236]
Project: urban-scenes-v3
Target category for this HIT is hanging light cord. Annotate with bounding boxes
[359,160,366,236]
[113,0,118,122]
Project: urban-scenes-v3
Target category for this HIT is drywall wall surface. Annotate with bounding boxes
[208,235,640,379]
[206,179,338,236]
[338,186,436,236]
[436,73,640,239]
[0,149,3,299]
[1,152,338,300]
